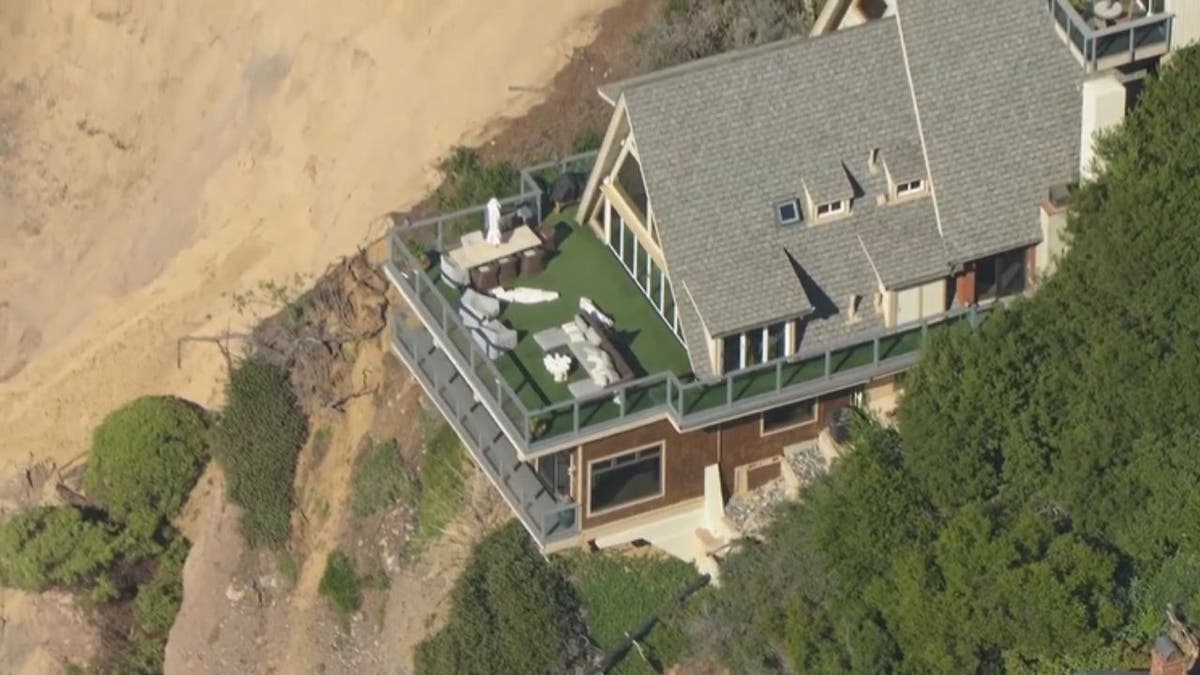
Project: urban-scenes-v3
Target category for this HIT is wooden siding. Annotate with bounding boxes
[576,388,857,533]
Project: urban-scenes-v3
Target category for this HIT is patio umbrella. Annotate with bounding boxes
[485,197,503,245]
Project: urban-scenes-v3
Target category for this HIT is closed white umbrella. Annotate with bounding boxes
[485,197,503,245]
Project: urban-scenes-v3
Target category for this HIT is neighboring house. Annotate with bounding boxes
[383,0,1185,575]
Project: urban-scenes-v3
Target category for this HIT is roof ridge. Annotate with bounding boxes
[598,16,899,104]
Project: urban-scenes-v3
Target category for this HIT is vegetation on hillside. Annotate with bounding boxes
[640,0,823,69]
[350,440,414,518]
[210,357,308,547]
[0,395,210,673]
[83,396,208,540]
[415,522,585,675]
[689,47,1200,674]
[318,550,364,616]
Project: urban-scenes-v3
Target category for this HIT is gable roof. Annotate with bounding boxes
[600,0,1081,376]
[895,0,1082,260]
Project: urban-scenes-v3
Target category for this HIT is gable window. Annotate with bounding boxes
[816,200,846,219]
[775,199,801,226]
[589,445,663,514]
[896,179,924,197]
[761,398,817,435]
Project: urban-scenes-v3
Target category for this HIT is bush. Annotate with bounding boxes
[566,551,697,675]
[318,550,363,616]
[415,522,584,675]
[351,440,414,518]
[83,397,208,537]
[210,358,307,547]
[415,424,468,544]
[431,147,521,213]
[0,506,122,592]
[639,0,820,69]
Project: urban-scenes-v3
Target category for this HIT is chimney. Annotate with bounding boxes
[1079,73,1126,181]
[1150,636,1188,675]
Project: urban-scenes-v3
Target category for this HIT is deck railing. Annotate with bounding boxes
[388,211,988,459]
[1047,0,1172,72]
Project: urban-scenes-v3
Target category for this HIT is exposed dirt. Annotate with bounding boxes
[1,1,663,672]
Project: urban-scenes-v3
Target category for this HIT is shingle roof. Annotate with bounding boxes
[881,140,925,184]
[895,0,1082,261]
[622,18,936,341]
[603,0,1081,375]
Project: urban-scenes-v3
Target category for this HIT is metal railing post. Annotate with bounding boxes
[573,402,580,433]
[725,376,733,406]
[873,337,880,366]
[774,360,783,392]
[824,351,831,378]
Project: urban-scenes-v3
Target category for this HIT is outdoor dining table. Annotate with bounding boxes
[448,224,542,272]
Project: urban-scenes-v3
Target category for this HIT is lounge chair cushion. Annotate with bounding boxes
[462,288,501,320]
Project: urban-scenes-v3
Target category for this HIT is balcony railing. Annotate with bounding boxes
[387,201,989,460]
[1047,0,1173,72]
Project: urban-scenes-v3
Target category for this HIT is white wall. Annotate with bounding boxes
[1166,0,1200,49]
[1079,73,1126,181]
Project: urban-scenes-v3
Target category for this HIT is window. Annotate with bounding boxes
[975,248,1027,302]
[766,322,786,360]
[775,199,801,225]
[761,399,817,434]
[589,446,663,514]
[745,330,764,367]
[536,450,574,499]
[616,152,649,220]
[896,179,924,196]
[816,200,846,219]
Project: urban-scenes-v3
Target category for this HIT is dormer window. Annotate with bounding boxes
[816,199,847,219]
[896,179,924,197]
[775,199,801,225]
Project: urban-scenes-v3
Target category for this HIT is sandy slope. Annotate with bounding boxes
[0,0,618,478]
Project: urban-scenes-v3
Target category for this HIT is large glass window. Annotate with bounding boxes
[761,398,817,434]
[649,261,664,311]
[607,208,620,253]
[616,153,649,220]
[622,222,637,271]
[536,450,574,499]
[745,329,765,367]
[722,335,741,374]
[766,322,786,360]
[589,446,663,513]
[975,248,1027,302]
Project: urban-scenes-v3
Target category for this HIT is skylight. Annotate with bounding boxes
[776,199,801,225]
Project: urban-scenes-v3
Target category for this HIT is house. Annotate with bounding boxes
[382,0,1185,575]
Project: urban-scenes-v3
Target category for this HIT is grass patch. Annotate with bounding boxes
[351,440,415,518]
[564,551,698,675]
[275,550,299,587]
[415,424,469,545]
[318,550,362,616]
[310,426,332,464]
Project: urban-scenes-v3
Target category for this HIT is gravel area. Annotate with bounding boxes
[725,441,833,536]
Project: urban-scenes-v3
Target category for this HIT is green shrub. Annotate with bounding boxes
[415,424,468,544]
[318,550,362,616]
[566,551,697,675]
[0,506,122,592]
[210,358,307,547]
[572,127,606,154]
[351,440,414,518]
[414,522,583,675]
[640,0,819,69]
[431,147,520,212]
[83,396,208,538]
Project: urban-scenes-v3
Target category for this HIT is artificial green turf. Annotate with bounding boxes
[428,211,692,410]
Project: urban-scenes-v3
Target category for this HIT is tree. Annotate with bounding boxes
[694,46,1200,673]
[0,506,121,593]
[83,396,208,539]
[415,522,584,675]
